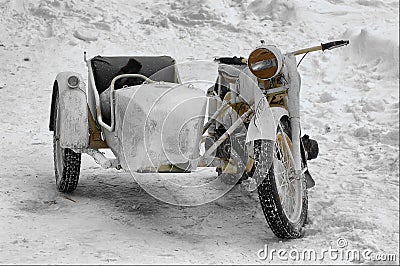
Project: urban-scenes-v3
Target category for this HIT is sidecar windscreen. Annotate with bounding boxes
[91,56,178,94]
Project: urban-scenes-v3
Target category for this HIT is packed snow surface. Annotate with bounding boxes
[0,0,398,264]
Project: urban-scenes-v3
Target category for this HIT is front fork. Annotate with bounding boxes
[287,93,302,177]
[286,53,304,179]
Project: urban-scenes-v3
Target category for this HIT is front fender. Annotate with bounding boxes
[246,106,289,143]
[49,72,89,149]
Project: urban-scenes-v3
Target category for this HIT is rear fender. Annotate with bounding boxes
[49,72,89,149]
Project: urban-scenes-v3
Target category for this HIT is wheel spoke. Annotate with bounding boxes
[273,127,303,223]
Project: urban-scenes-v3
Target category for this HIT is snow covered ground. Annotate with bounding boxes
[0,0,398,264]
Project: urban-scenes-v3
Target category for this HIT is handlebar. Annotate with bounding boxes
[321,40,349,51]
[293,40,349,55]
[215,40,350,63]
[214,56,247,65]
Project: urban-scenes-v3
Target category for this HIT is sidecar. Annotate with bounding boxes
[49,55,209,192]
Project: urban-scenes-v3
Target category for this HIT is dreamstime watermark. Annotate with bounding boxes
[257,237,398,262]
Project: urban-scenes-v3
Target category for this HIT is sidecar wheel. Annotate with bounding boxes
[254,119,308,239]
[52,89,81,193]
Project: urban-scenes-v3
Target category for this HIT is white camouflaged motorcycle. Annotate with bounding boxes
[49,40,348,239]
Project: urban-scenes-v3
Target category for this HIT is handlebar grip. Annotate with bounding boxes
[214,56,247,65]
[321,40,349,51]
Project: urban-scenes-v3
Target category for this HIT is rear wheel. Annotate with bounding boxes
[254,119,308,239]
[53,89,81,192]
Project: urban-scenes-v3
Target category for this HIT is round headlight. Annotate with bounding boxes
[248,46,283,80]
[67,75,80,88]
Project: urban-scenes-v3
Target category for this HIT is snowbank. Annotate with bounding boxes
[247,0,297,21]
[343,28,399,78]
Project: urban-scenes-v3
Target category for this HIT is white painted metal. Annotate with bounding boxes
[104,74,155,132]
[285,53,302,176]
[86,59,156,133]
[56,72,89,149]
[111,82,207,171]
[265,85,288,95]
[203,100,230,134]
[246,105,290,143]
[87,60,108,131]
[202,108,252,160]
[84,149,120,169]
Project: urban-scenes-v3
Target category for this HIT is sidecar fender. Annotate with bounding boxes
[49,72,89,149]
[246,106,289,143]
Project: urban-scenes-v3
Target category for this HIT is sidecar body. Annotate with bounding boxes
[49,55,207,174]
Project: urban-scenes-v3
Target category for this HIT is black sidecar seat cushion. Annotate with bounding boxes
[91,55,178,94]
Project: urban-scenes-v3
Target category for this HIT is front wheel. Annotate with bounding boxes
[254,119,308,239]
[53,88,81,192]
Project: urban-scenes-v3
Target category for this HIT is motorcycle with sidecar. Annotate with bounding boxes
[49,40,348,238]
